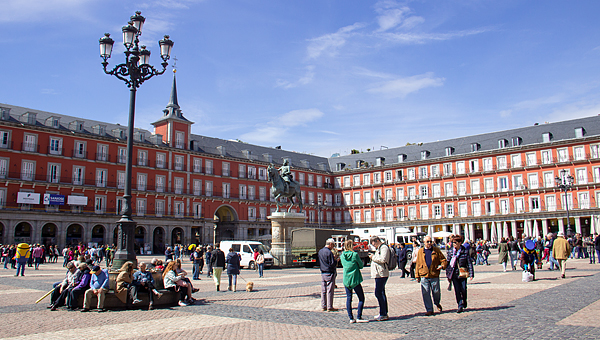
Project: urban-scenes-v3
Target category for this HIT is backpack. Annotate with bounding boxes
[386,244,398,270]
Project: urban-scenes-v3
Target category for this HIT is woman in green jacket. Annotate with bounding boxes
[341,240,368,323]
[498,238,510,272]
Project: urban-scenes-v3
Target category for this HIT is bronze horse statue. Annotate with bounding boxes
[267,164,303,212]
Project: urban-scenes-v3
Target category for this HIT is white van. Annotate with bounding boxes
[219,241,274,269]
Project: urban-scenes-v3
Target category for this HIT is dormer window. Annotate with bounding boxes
[446,147,455,156]
[0,107,10,120]
[336,163,346,171]
[498,139,508,148]
[397,154,406,163]
[263,153,273,163]
[575,127,585,138]
[375,157,385,166]
[470,143,480,152]
[53,119,60,128]
[356,160,365,168]
[22,112,37,125]
[511,137,522,147]
[421,150,429,160]
[542,132,552,143]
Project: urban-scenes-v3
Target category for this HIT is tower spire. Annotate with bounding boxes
[167,67,179,110]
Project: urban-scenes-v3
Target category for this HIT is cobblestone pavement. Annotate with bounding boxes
[1,254,600,339]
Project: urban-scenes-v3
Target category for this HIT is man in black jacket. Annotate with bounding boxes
[318,238,337,312]
[210,244,226,291]
[397,243,409,278]
[594,233,600,264]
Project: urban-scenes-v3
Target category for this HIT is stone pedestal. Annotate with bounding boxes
[268,212,305,267]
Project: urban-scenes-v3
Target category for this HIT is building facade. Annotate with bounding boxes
[1,76,599,252]
[330,117,600,242]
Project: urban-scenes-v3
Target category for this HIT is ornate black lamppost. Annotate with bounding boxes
[316,200,327,229]
[99,11,173,269]
[555,169,575,237]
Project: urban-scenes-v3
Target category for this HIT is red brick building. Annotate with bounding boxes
[1,75,599,252]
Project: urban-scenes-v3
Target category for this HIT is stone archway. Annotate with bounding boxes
[14,222,32,244]
[134,226,146,254]
[41,223,57,247]
[66,224,83,246]
[214,205,239,243]
[153,227,165,254]
[91,225,105,245]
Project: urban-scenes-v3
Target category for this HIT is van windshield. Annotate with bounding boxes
[249,243,270,253]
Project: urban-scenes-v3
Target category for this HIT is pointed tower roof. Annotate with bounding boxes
[152,69,193,125]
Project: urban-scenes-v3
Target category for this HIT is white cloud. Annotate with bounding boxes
[378,28,490,44]
[499,109,512,118]
[241,109,324,143]
[276,66,315,89]
[374,2,424,32]
[0,0,94,23]
[367,72,444,98]
[306,23,366,59]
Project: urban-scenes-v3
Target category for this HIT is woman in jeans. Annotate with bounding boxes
[226,248,241,291]
[340,240,368,323]
[508,236,520,270]
[446,235,474,313]
[256,250,265,278]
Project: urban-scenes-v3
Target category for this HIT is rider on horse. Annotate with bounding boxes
[278,159,293,194]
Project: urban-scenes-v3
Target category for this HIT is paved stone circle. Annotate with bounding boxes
[1,254,600,339]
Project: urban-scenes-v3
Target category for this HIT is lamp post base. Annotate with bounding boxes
[111,218,138,270]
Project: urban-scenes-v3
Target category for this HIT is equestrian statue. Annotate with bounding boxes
[267,161,303,212]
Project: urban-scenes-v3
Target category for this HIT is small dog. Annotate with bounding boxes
[246,281,254,292]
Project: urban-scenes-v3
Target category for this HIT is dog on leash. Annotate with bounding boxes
[246,281,254,292]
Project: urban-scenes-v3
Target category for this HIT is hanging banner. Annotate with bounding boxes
[67,195,88,206]
[43,194,65,205]
[17,192,40,204]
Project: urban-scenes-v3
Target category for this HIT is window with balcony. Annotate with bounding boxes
[498,177,508,191]
[513,175,523,190]
[137,173,147,191]
[445,203,454,218]
[483,158,493,171]
[591,145,600,159]
[408,186,416,200]
[136,199,146,217]
[528,173,539,189]
[557,148,569,162]
[248,186,255,200]
[222,183,230,198]
[444,183,453,196]
[543,172,554,188]
[238,164,246,178]
[499,199,509,214]
[457,181,466,195]
[259,187,266,201]
[432,184,441,198]
[354,210,361,223]
[205,160,213,174]
[0,131,10,149]
[74,142,86,158]
[156,175,165,193]
[579,192,590,209]
[155,200,164,217]
[205,181,213,197]
[459,203,467,217]
[22,160,34,181]
[484,178,494,193]
[443,163,452,176]
[365,210,372,223]
[546,195,556,212]
[576,168,587,184]
[23,134,37,152]
[374,172,381,184]
[431,165,439,177]
[193,179,201,195]
[469,160,479,173]
[49,137,62,155]
[117,171,125,189]
[258,168,266,180]
[308,174,314,186]
[48,163,60,183]
[573,146,585,161]
[96,169,107,187]
[95,196,106,214]
[174,201,184,217]
[511,154,521,168]
[193,203,202,218]
[471,179,480,194]
[363,191,371,204]
[456,161,465,174]
[97,144,108,161]
[193,158,202,173]
[526,152,537,166]
[175,155,184,171]
[248,166,256,179]
[397,187,404,201]
[486,201,495,215]
[515,198,524,213]
[72,166,84,185]
[174,178,183,194]
[530,197,540,212]
[408,168,416,180]
[472,201,481,216]
[419,166,428,179]
[117,148,127,164]
[497,156,507,169]
[353,192,361,205]
[239,184,247,199]
[137,150,147,166]
[353,175,360,187]
[222,162,230,176]
[420,185,428,199]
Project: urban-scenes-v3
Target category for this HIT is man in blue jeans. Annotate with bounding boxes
[369,236,390,321]
[415,236,448,316]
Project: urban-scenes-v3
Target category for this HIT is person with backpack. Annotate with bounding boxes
[368,236,390,321]
[415,236,448,316]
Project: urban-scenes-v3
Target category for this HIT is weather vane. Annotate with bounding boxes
[172,56,177,73]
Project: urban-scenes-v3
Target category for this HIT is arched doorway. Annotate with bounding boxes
[171,227,184,246]
[41,223,57,246]
[153,227,165,254]
[66,224,83,246]
[14,222,32,244]
[134,226,146,254]
[214,205,238,243]
[91,225,105,245]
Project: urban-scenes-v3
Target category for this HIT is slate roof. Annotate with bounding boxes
[327,115,600,172]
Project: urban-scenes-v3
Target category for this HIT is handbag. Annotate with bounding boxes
[459,267,469,279]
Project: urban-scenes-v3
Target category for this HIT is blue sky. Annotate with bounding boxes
[2,0,600,157]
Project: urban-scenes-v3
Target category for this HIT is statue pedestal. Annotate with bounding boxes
[268,212,305,267]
